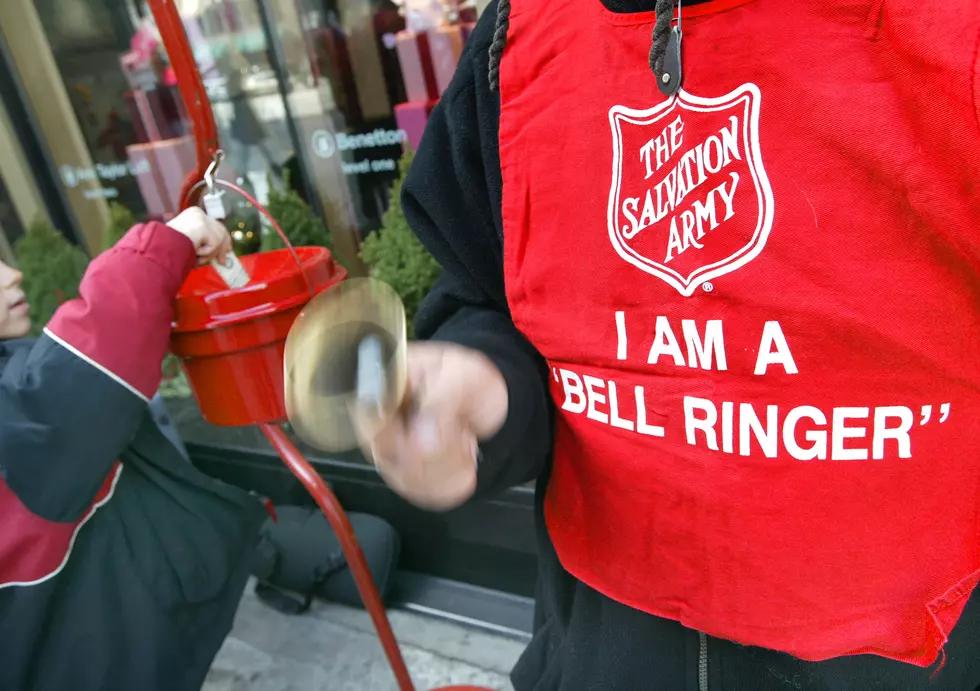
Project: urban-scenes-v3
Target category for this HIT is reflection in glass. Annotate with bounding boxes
[31,0,479,266]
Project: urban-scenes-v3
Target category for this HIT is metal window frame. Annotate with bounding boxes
[253,0,325,219]
[0,30,82,248]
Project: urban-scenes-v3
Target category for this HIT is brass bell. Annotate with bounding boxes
[284,278,408,452]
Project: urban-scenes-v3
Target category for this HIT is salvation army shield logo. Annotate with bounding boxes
[607,83,774,296]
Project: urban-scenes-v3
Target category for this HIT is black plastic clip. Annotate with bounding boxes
[657,2,683,97]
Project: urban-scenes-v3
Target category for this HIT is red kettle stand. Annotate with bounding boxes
[146,2,499,689]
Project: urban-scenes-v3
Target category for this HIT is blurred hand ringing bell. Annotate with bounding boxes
[283,278,509,510]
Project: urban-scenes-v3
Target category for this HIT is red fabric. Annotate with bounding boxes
[47,223,196,400]
[0,464,120,588]
[498,0,980,666]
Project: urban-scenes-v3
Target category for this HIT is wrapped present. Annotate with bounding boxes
[126,136,197,218]
[395,30,439,103]
[127,142,168,217]
[121,51,184,143]
[394,100,437,152]
[124,91,162,142]
[120,51,158,92]
[124,95,149,145]
[428,24,464,95]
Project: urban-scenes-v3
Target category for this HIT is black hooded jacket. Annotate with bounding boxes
[0,224,266,691]
[404,2,980,690]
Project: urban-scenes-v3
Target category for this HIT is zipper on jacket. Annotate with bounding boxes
[698,631,708,691]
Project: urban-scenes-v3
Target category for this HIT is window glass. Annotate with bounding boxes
[32,0,477,263]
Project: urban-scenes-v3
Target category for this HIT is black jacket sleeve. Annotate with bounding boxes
[404,0,553,496]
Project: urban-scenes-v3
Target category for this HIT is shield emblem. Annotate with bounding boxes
[607,83,774,296]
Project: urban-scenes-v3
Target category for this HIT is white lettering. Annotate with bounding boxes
[556,365,917,464]
[555,368,663,437]
[647,316,685,366]
[583,375,609,424]
[670,116,685,155]
[680,209,701,253]
[684,396,719,450]
[717,171,739,222]
[608,381,634,431]
[664,215,684,263]
[639,188,659,230]
[739,403,778,458]
[692,193,717,240]
[615,311,627,360]
[872,407,913,460]
[721,400,735,454]
[336,128,408,151]
[832,407,870,461]
[754,322,799,375]
[621,198,640,239]
[635,386,666,437]
[682,320,727,371]
[639,115,684,178]
[559,369,586,414]
[783,406,828,460]
[703,135,724,174]
[719,116,741,166]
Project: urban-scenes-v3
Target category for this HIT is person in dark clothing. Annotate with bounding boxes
[0,208,267,691]
[353,1,980,690]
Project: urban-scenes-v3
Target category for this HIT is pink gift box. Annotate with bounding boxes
[127,144,167,217]
[120,52,157,92]
[395,30,438,103]
[428,25,464,96]
[395,100,437,152]
[127,137,198,217]
[129,137,241,218]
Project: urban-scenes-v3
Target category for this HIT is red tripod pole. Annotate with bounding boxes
[146,8,496,691]
[144,4,418,689]
[147,0,220,208]
[261,424,417,691]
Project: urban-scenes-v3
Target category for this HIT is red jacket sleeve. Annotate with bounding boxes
[45,221,196,400]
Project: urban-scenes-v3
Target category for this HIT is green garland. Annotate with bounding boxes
[260,171,336,256]
[360,149,441,338]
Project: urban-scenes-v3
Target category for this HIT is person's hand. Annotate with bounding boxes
[166,207,232,265]
[352,342,508,511]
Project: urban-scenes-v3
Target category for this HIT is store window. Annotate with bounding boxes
[13,0,477,263]
[0,174,24,262]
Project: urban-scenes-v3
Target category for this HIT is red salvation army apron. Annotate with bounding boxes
[498,0,980,666]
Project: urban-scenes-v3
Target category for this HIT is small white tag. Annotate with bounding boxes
[202,190,227,220]
[211,252,250,288]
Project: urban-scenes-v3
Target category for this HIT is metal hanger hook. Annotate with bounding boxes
[204,149,226,193]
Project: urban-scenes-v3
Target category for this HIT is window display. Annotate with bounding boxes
[20,0,479,265]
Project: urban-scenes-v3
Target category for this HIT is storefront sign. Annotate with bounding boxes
[311,128,407,177]
[311,130,337,159]
[340,158,398,175]
[60,160,152,200]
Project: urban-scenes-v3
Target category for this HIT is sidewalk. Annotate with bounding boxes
[203,581,524,691]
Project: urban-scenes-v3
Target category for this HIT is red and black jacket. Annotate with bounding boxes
[0,223,266,691]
